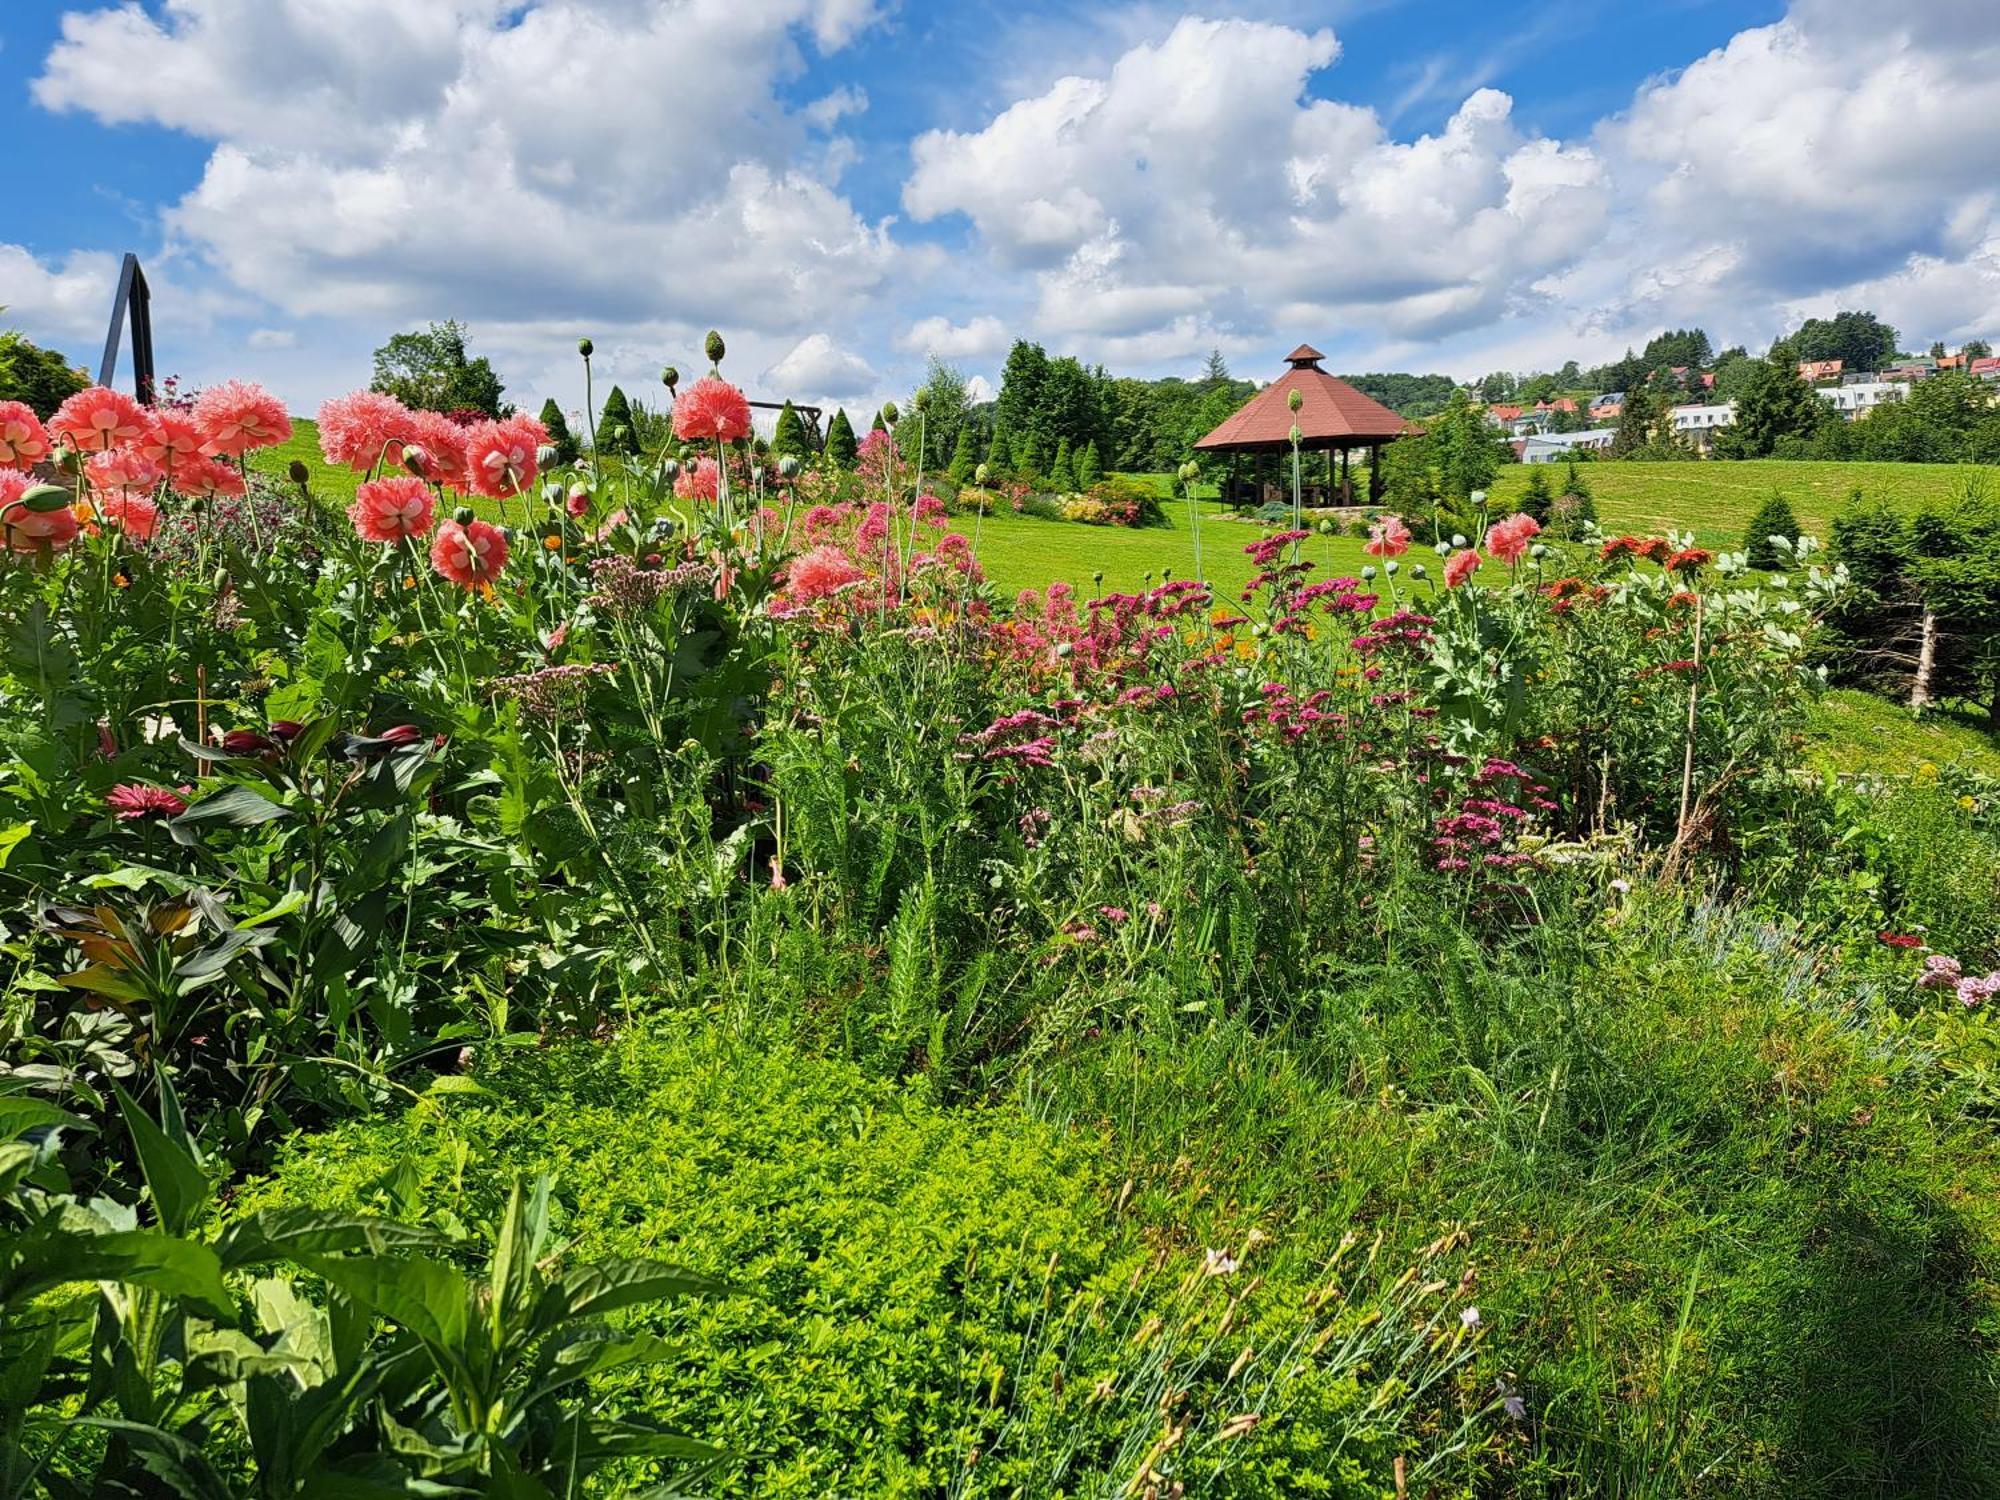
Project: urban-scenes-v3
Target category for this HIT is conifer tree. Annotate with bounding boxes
[825,408,858,467]
[539,398,578,464]
[1016,432,1044,486]
[1553,458,1598,538]
[869,409,886,434]
[1075,440,1102,489]
[1518,464,1553,523]
[1743,490,1803,571]
[598,386,637,455]
[986,427,1013,475]
[1050,437,1076,493]
[947,425,976,485]
[772,401,807,457]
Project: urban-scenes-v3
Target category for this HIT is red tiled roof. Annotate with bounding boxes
[1972,357,2000,374]
[1193,347,1409,450]
[1488,404,1525,421]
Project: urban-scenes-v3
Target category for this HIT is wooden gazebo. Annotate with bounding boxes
[1193,344,1406,508]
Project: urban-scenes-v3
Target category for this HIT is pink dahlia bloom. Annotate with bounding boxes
[107,783,188,821]
[85,446,163,500]
[431,517,509,587]
[463,415,546,498]
[674,457,720,503]
[317,391,418,472]
[0,401,51,469]
[1484,512,1541,565]
[672,377,752,443]
[194,379,291,456]
[177,455,248,500]
[49,387,148,453]
[0,471,81,553]
[786,544,867,602]
[404,408,470,489]
[1363,514,1412,559]
[98,492,162,542]
[136,412,207,481]
[349,476,436,543]
[1443,548,1483,589]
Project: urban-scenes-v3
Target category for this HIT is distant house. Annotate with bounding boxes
[1819,381,1910,419]
[1670,402,1736,450]
[1972,356,2000,383]
[1937,352,1968,372]
[1884,358,1936,382]
[1588,391,1624,424]
[1797,359,1844,384]
[1521,429,1616,463]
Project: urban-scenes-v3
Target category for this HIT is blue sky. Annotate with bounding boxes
[3,0,1994,421]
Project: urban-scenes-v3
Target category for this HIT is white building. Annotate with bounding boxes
[1819,381,1910,419]
[1521,430,1615,463]
[1670,402,1736,449]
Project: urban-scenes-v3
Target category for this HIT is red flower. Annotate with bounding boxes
[0,471,80,553]
[0,401,52,469]
[463,415,546,499]
[431,518,509,587]
[1443,548,1482,589]
[1878,931,1923,949]
[193,380,291,456]
[49,387,147,453]
[107,783,188,821]
[672,378,752,443]
[348,476,436,542]
[1664,547,1712,574]
[1484,512,1541,564]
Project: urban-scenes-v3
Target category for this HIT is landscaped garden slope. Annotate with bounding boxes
[5,359,2000,1496]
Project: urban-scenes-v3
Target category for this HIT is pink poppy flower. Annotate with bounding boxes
[463,415,546,499]
[1484,512,1541,565]
[565,488,589,518]
[348,476,436,543]
[785,544,867,602]
[0,471,81,553]
[1362,514,1411,558]
[136,412,207,481]
[0,402,51,469]
[404,408,470,489]
[431,518,509,587]
[49,387,148,453]
[674,458,720,503]
[85,447,163,501]
[98,492,162,542]
[107,783,189,821]
[317,391,418,471]
[193,379,291,456]
[177,456,247,500]
[671,377,752,443]
[1443,548,1482,589]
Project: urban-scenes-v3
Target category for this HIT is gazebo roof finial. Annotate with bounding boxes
[1284,343,1325,369]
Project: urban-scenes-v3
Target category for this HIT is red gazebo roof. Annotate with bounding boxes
[1194,344,1407,452]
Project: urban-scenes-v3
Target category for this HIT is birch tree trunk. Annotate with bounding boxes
[1909,608,1937,711]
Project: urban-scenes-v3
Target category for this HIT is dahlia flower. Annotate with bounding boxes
[785,544,867,602]
[1363,514,1411,559]
[0,472,81,553]
[1484,512,1541,565]
[49,387,148,453]
[98,492,162,542]
[1443,548,1482,589]
[349,476,436,543]
[107,783,188,821]
[317,391,419,471]
[463,415,546,499]
[674,457,720,503]
[671,377,752,443]
[85,446,163,500]
[136,412,207,480]
[431,518,509,587]
[194,379,291,456]
[0,402,51,469]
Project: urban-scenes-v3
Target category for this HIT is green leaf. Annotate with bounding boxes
[239,888,309,928]
[548,1257,730,1325]
[167,783,291,847]
[115,1080,209,1235]
[89,1230,233,1317]
[296,1253,471,1356]
[0,1094,88,1142]
[0,821,31,869]
[218,1208,445,1269]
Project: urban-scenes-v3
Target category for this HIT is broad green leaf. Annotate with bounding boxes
[218,1208,445,1269]
[167,783,291,847]
[548,1257,730,1325]
[239,887,309,928]
[0,821,31,869]
[115,1084,210,1236]
[296,1253,471,1355]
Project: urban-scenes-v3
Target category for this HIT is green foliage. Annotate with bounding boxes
[1048,436,1075,493]
[598,384,638,455]
[1744,490,1803,570]
[1784,309,1900,372]
[1517,464,1554,523]
[984,424,1012,475]
[946,423,976,485]
[1863,778,2000,961]
[0,329,89,419]
[1342,371,1459,417]
[1432,390,1507,500]
[370,319,508,417]
[539,397,578,464]
[1074,439,1102,489]
[824,407,858,467]
[1714,353,1826,459]
[910,358,972,471]
[771,400,807,458]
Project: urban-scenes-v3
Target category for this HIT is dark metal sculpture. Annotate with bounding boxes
[98,253,156,405]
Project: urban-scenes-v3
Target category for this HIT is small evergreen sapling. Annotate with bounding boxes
[1743,490,1803,571]
[1075,440,1103,490]
[598,385,637,455]
[947,425,976,485]
[825,408,859,467]
[538,398,578,464]
[1518,465,1554,524]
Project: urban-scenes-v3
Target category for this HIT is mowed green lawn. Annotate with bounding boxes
[257,421,1992,596]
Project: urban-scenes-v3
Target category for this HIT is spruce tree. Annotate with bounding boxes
[1050,437,1076,493]
[1075,440,1102,489]
[825,408,859,467]
[1713,354,1825,459]
[598,385,638,456]
[538,398,578,464]
[1553,458,1597,539]
[947,425,976,485]
[986,427,1013,476]
[1518,464,1554,523]
[869,409,887,434]
[1743,490,1803,571]
[1610,387,1655,458]
[772,401,807,457]
[1016,433,1045,487]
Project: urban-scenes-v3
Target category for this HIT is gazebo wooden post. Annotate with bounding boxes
[1226,452,1239,508]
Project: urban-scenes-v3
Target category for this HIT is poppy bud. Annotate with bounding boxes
[377,724,422,745]
[659,458,680,481]
[454,506,475,525]
[402,445,430,477]
[1360,565,1377,581]
[704,330,725,365]
[1287,389,1302,412]
[1451,533,1468,549]
[1412,563,1429,580]
[881,401,899,426]
[1384,560,1399,575]
[661,366,679,391]
[578,337,594,358]
[974,464,989,485]
[536,444,559,470]
[777,454,801,479]
[912,389,930,413]
[287,459,311,487]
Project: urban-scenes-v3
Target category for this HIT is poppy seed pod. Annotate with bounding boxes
[578,338,594,358]
[912,389,929,413]
[1287,388,1303,412]
[1385,560,1399,575]
[1451,533,1468,549]
[453,506,475,525]
[287,459,311,487]
[777,454,801,479]
[1411,563,1429,579]
[881,401,899,426]
[1360,565,1377,581]
[704,330,725,364]
[974,463,990,485]
[661,366,678,390]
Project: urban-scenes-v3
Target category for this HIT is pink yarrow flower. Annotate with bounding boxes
[0,402,51,469]
[49,387,148,453]
[1484,512,1542,565]
[431,517,509,587]
[1443,548,1483,588]
[672,377,753,443]
[349,476,436,542]
[0,471,80,553]
[193,379,291,456]
[1363,514,1412,558]
[463,415,546,499]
